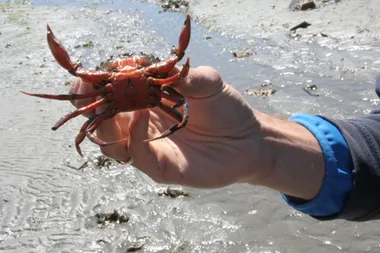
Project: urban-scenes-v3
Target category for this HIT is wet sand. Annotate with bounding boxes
[160,0,380,83]
[189,0,380,42]
[198,0,380,75]
[1,1,380,252]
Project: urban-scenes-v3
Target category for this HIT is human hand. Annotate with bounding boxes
[70,66,268,188]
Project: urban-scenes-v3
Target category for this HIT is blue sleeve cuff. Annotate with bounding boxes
[281,114,353,217]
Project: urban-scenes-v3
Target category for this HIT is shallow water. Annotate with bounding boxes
[0,0,380,252]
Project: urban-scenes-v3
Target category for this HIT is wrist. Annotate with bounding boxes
[245,110,325,200]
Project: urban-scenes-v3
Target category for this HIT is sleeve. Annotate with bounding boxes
[313,73,380,221]
[281,114,353,217]
[320,114,380,221]
[281,74,380,221]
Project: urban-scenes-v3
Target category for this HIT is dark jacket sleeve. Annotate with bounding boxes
[318,74,380,221]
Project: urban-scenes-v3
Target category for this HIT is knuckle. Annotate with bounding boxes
[196,66,222,84]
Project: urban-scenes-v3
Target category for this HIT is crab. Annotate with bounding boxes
[22,14,191,156]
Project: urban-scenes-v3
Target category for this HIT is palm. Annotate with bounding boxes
[74,67,259,188]
[119,83,257,188]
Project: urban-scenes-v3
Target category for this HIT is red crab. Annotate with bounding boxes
[22,14,191,156]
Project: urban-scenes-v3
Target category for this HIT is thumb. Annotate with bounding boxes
[172,66,224,98]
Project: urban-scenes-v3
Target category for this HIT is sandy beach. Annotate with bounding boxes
[189,0,380,41]
[1,0,380,252]
[179,0,380,82]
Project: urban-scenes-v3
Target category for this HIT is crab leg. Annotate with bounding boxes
[142,57,178,76]
[144,102,188,142]
[142,14,191,75]
[160,85,189,127]
[47,24,114,84]
[20,89,103,100]
[75,115,97,156]
[147,57,190,85]
[85,109,138,147]
[47,24,79,72]
[173,13,191,61]
[161,85,186,108]
[144,85,189,142]
[85,111,114,146]
[52,98,107,130]
[74,69,115,84]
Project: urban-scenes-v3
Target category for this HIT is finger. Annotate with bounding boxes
[68,78,83,107]
[97,117,131,162]
[128,110,150,155]
[75,80,97,110]
[69,78,95,108]
[127,110,162,180]
[69,78,97,117]
[68,78,81,97]
[172,66,224,98]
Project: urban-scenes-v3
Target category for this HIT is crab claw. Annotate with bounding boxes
[47,24,78,74]
[173,13,191,61]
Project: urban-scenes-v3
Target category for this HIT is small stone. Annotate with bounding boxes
[290,0,317,11]
[232,50,253,58]
[244,88,276,97]
[290,21,311,31]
